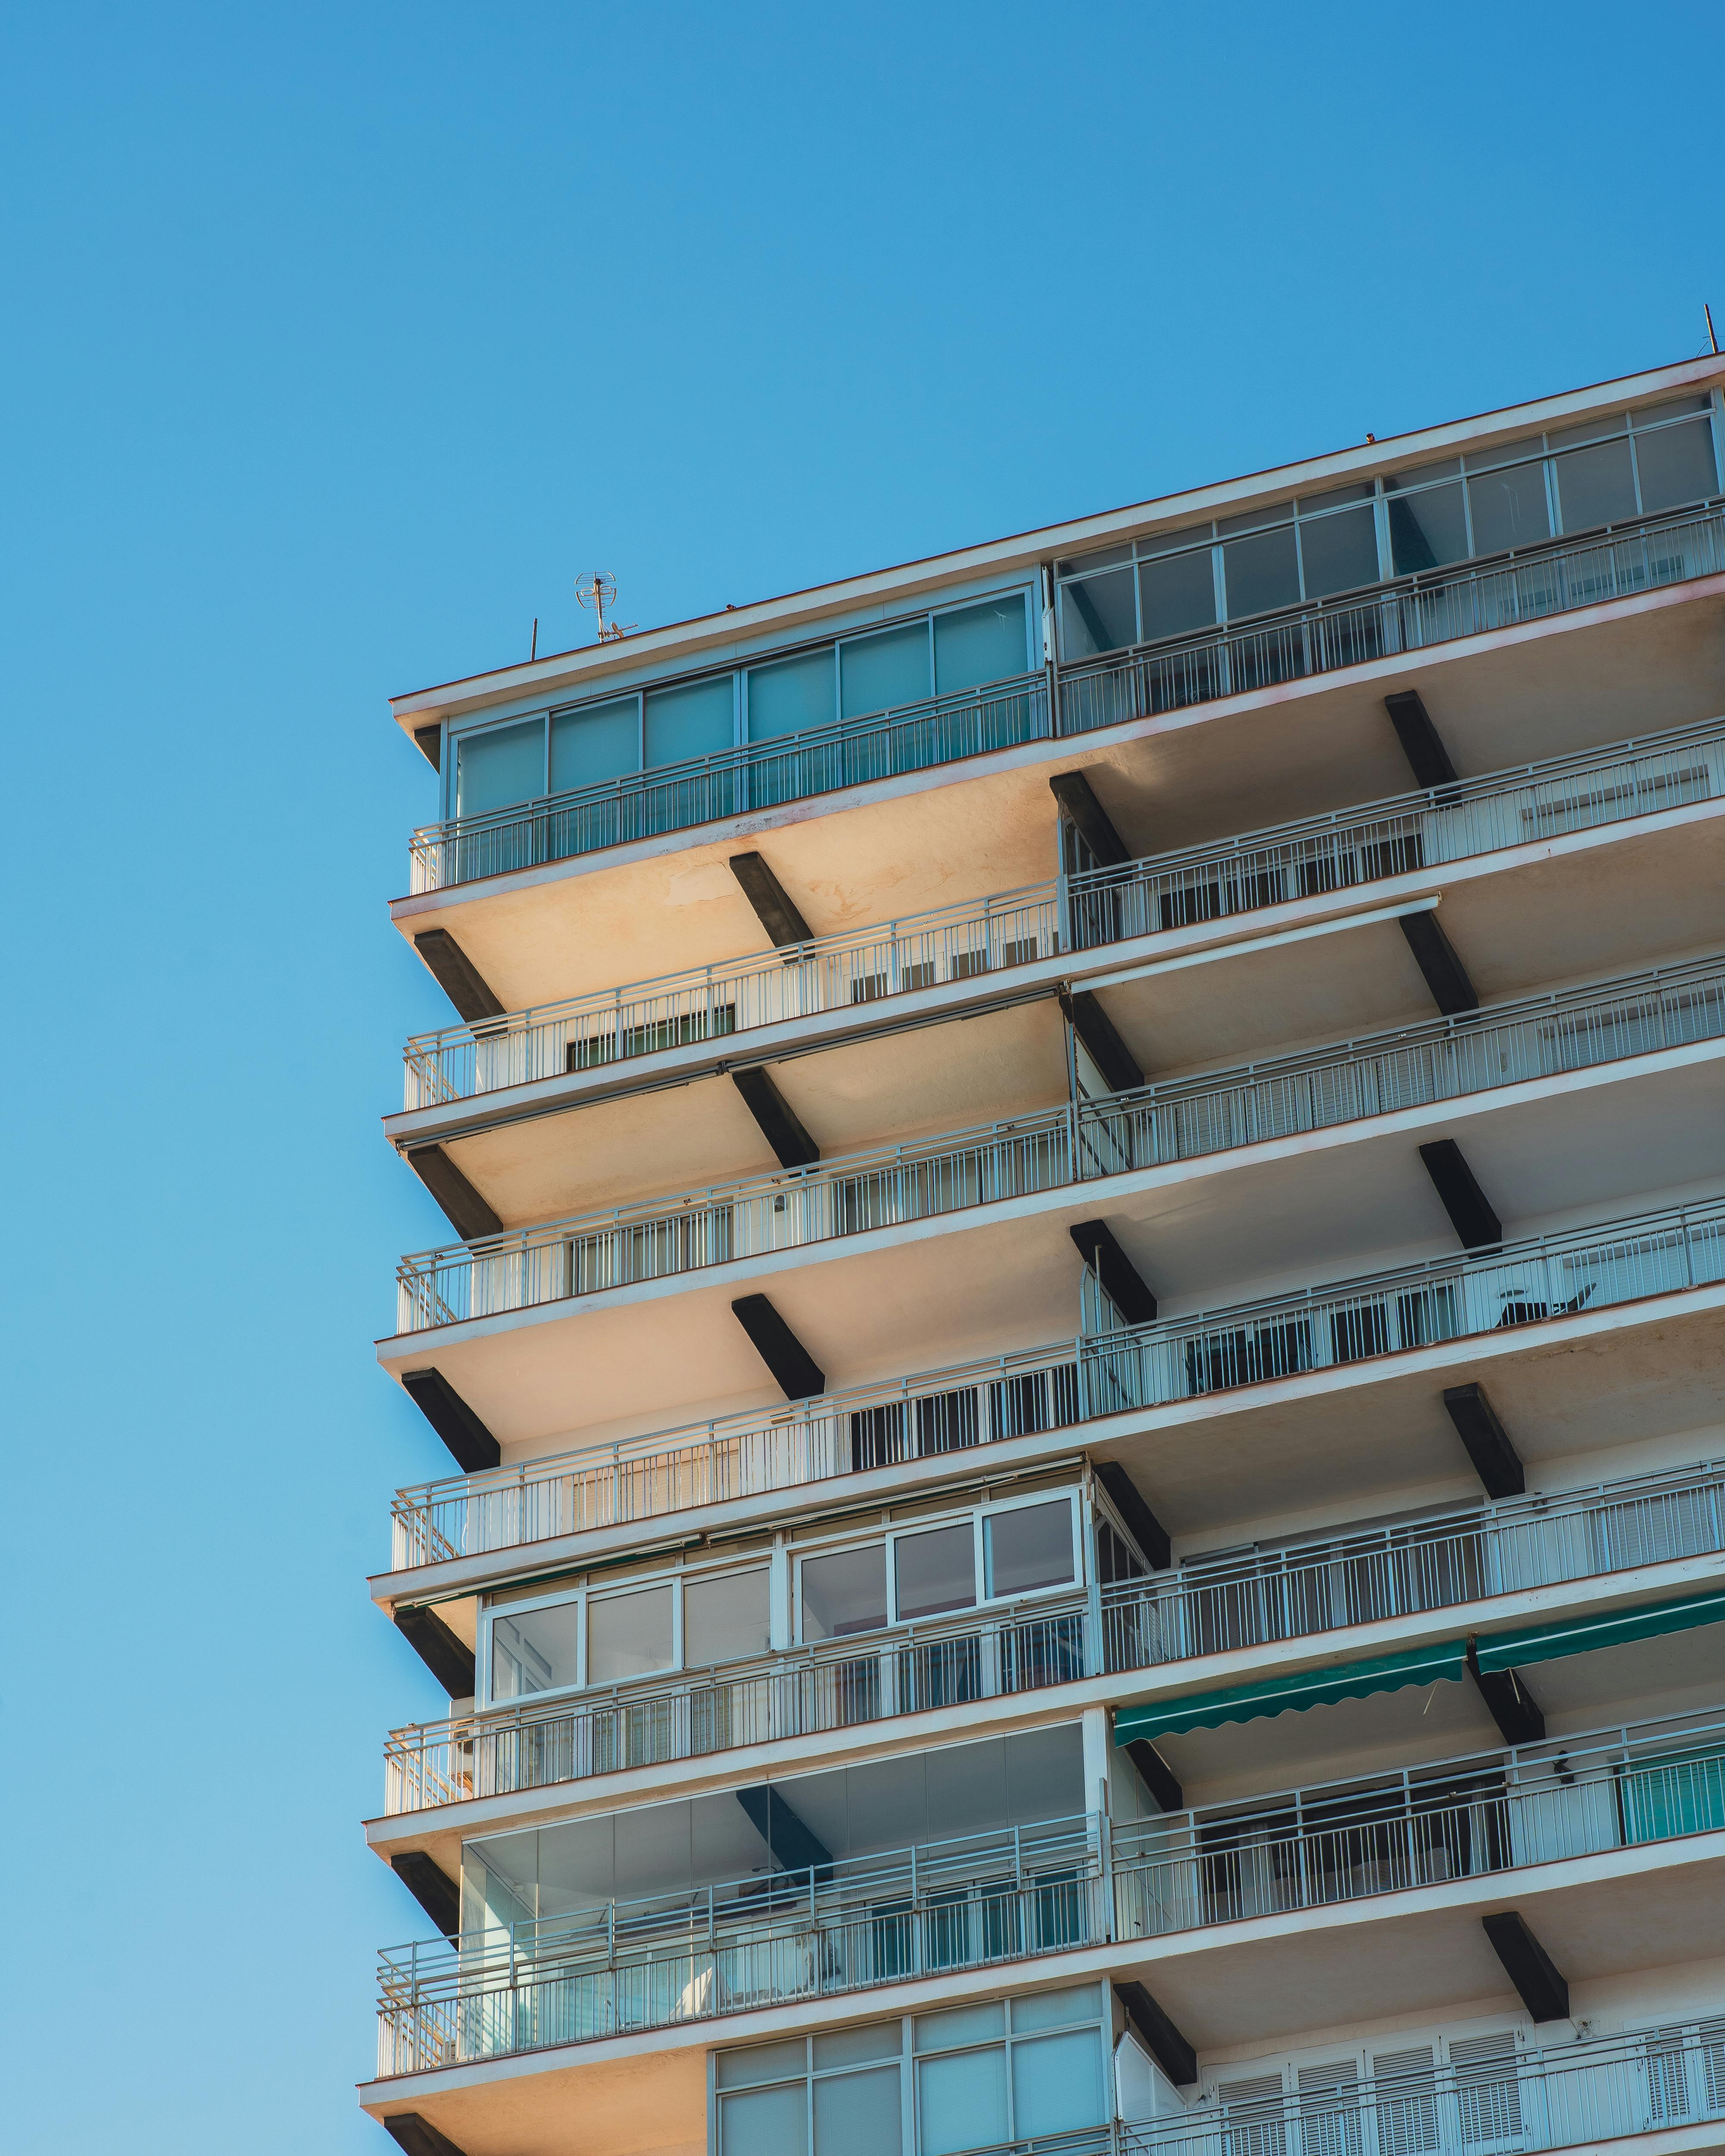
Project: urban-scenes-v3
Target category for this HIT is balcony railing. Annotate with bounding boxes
[1123,2019,1725,2156]
[401,884,1061,1110]
[393,957,1725,1335]
[1066,715,1725,951]
[406,502,1725,894]
[375,1707,1725,2075]
[388,1194,1725,1570]
[1057,500,1725,738]
[410,671,1051,892]
[384,1456,1725,1813]
[401,716,1725,1113]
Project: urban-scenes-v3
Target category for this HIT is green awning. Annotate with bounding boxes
[1113,1639,1469,1747]
[1473,1589,1725,1676]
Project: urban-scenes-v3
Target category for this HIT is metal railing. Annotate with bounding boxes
[406,503,1725,893]
[1057,501,1725,739]
[400,715,1725,1112]
[401,884,1061,1109]
[392,957,1725,1335]
[375,1707,1725,2075]
[1066,715,1725,950]
[384,1456,1725,1813]
[388,1193,1725,1570]
[409,671,1050,892]
[1122,2019,1725,2156]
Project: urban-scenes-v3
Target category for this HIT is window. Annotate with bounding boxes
[749,648,836,740]
[933,597,1029,692]
[550,695,638,791]
[796,1493,1079,1644]
[479,1559,771,1705]
[645,675,733,767]
[842,621,931,718]
[456,718,544,815]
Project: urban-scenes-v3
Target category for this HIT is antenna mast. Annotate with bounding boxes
[575,570,636,643]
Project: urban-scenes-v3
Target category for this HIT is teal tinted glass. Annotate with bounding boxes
[1060,568,1135,658]
[749,649,835,740]
[550,697,639,791]
[918,2047,1008,2156]
[1010,2028,1105,2135]
[645,676,733,767]
[813,2066,901,2154]
[934,595,1028,691]
[719,2083,807,2152]
[1298,503,1380,598]
[841,622,930,718]
[456,718,544,815]
[1467,460,1549,552]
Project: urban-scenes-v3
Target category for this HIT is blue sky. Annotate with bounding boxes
[1,3,1719,2149]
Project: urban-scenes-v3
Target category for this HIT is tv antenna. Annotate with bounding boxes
[576,570,636,642]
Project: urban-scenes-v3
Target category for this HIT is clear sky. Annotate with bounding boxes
[1,3,1720,2149]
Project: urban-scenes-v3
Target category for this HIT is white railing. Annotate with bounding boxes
[392,957,1725,1334]
[1067,715,1725,949]
[402,885,1059,1109]
[375,1707,1725,2075]
[385,1456,1725,1812]
[388,1194,1725,1571]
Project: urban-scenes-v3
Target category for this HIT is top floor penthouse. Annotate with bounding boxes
[387,360,1725,1022]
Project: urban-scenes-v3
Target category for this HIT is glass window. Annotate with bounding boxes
[916,2001,1006,2048]
[749,649,836,741]
[1221,524,1300,617]
[1010,2028,1105,2135]
[685,1567,771,1665]
[1060,568,1135,658]
[800,1545,888,1640]
[919,2047,1009,2156]
[550,696,638,791]
[491,1601,582,1699]
[1298,502,1380,599]
[1387,479,1468,573]
[718,2038,808,2088]
[1217,498,1294,535]
[645,676,733,768]
[1297,483,1374,513]
[1467,460,1550,552]
[984,1501,1074,1598]
[1137,522,1211,560]
[455,718,543,815]
[1010,1983,1101,2031]
[1137,548,1215,641]
[814,2023,900,2069]
[934,595,1028,691]
[1465,433,1546,470]
[1553,439,1636,533]
[841,622,930,719]
[894,1523,976,1620]
[719,2083,806,2153]
[814,2065,900,2155]
[1634,417,1717,511]
[587,1583,674,1683]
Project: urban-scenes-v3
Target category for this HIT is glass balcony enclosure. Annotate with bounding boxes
[385,1457,1725,1817]
[389,1193,1725,1571]
[1054,396,1719,661]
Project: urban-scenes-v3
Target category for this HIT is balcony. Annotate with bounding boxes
[397,718,1725,1116]
[405,504,1725,896]
[382,1457,1725,1815]
[388,1191,1725,1571]
[374,1706,1725,2075]
[392,956,1725,1334]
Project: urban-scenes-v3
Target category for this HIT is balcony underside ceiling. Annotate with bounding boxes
[392,590,1725,1018]
[382,1050,1724,1450]
[436,999,1070,1227]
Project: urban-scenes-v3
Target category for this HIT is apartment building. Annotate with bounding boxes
[360,354,1725,2156]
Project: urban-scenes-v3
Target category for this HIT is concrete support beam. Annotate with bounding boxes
[400,1368,501,1473]
[1070,1220,1158,1326]
[1050,771,1131,866]
[1114,1981,1198,2088]
[1383,689,1459,789]
[1094,1459,1172,1571]
[1399,912,1479,1015]
[411,724,442,772]
[1482,1911,1570,2023]
[392,1853,461,1943]
[412,928,504,1024]
[406,1145,503,1242]
[1443,1382,1524,1499]
[1060,987,1145,1095]
[1469,1656,1546,1745]
[1123,1738,1185,1814]
[394,1606,477,1698]
[729,852,813,947]
[735,1786,834,1878]
[1419,1139,1502,1250]
[731,1065,821,1168]
[383,2112,470,2156]
[732,1294,825,1401]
